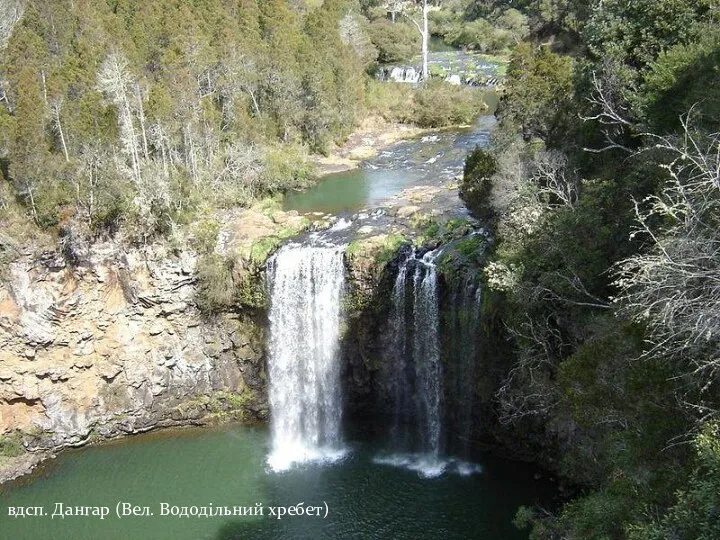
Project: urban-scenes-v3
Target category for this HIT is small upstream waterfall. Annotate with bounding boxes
[376,66,422,84]
[266,243,347,472]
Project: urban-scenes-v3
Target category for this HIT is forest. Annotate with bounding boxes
[0,0,487,249]
[0,0,374,243]
[459,1,720,538]
[1,1,719,539]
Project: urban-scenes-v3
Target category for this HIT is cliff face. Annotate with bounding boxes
[0,207,500,482]
[0,240,267,462]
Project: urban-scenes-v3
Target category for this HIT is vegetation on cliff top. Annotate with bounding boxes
[0,0,502,255]
[0,0,365,244]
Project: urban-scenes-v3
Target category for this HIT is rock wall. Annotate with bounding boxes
[0,241,267,460]
[341,227,528,457]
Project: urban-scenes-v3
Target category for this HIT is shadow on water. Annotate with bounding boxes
[216,520,267,540]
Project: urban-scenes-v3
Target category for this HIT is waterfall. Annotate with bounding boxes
[266,243,347,472]
[389,67,404,82]
[376,249,446,476]
[387,66,421,84]
[387,261,412,449]
[376,249,483,477]
[445,74,462,86]
[446,275,482,457]
[411,251,442,456]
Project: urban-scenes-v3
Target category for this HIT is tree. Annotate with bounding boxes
[0,0,24,50]
[583,0,714,69]
[500,43,574,142]
[339,12,378,67]
[614,117,720,389]
[383,0,435,80]
[96,51,142,184]
[367,19,418,63]
[50,98,70,162]
[3,10,53,223]
[408,0,431,81]
[0,0,370,235]
[497,8,530,45]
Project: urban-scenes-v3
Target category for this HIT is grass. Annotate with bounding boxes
[347,233,407,267]
[0,436,24,458]
[246,220,309,266]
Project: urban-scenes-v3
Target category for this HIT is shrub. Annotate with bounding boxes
[627,425,720,540]
[365,80,415,123]
[367,20,419,64]
[412,81,487,127]
[460,147,497,220]
[641,27,720,132]
[195,254,236,314]
[260,145,315,194]
[190,219,220,255]
[0,436,24,457]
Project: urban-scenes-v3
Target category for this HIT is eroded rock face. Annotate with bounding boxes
[0,241,267,453]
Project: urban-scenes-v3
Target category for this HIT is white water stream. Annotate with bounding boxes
[266,243,347,472]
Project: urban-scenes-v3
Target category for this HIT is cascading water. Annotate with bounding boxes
[387,261,412,450]
[266,242,347,472]
[446,275,483,457]
[385,66,421,84]
[412,251,443,457]
[376,248,483,477]
[376,249,448,476]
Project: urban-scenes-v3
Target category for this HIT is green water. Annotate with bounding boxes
[283,169,424,214]
[429,37,457,53]
[284,116,496,216]
[0,426,545,539]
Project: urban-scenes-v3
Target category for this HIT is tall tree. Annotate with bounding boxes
[389,0,435,80]
[97,51,141,183]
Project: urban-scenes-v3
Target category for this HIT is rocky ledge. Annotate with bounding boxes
[0,201,315,484]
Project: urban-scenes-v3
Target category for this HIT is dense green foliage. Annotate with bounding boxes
[501,43,574,143]
[460,147,496,220]
[429,1,530,53]
[0,0,367,240]
[0,435,24,458]
[367,18,419,63]
[365,79,488,127]
[360,0,533,56]
[465,1,720,538]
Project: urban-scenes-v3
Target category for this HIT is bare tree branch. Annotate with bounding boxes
[614,111,720,400]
